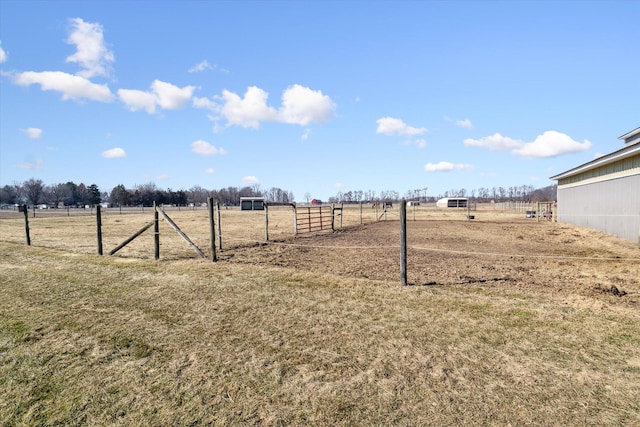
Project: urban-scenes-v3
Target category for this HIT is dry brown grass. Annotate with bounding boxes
[1,205,639,425]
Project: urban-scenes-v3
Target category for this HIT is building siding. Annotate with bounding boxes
[557,174,640,244]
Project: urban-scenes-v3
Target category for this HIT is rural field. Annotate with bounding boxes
[1,204,639,425]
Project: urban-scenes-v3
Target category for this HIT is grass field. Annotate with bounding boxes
[1,205,639,425]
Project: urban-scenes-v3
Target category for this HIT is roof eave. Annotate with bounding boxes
[550,142,640,181]
[618,126,640,141]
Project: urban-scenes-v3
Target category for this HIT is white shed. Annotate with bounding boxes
[436,197,468,208]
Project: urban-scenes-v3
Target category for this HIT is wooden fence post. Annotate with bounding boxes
[400,199,408,286]
[96,205,103,255]
[331,204,335,231]
[292,203,297,236]
[154,203,160,260]
[21,205,31,246]
[216,201,222,251]
[360,202,363,225]
[264,203,269,241]
[208,197,217,262]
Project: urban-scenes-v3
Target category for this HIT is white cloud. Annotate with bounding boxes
[512,131,592,158]
[204,168,215,174]
[301,128,311,141]
[157,174,170,180]
[456,119,473,129]
[0,41,7,63]
[66,18,114,78]
[22,128,43,139]
[211,121,223,133]
[152,80,195,110]
[193,96,216,110]
[117,88,157,113]
[465,131,592,158]
[219,86,278,128]
[279,84,336,125]
[215,85,336,129]
[188,60,213,73]
[118,79,195,113]
[19,159,44,170]
[191,140,227,156]
[188,60,229,74]
[189,60,213,73]
[464,133,523,151]
[376,117,427,136]
[242,176,259,185]
[14,71,113,102]
[334,183,345,189]
[424,161,473,172]
[102,147,126,158]
[415,138,427,148]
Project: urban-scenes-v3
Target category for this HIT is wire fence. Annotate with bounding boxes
[1,202,638,287]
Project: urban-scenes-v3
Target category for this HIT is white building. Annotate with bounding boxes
[436,197,468,208]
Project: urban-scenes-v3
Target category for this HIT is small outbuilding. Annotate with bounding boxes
[436,197,468,208]
[240,197,265,211]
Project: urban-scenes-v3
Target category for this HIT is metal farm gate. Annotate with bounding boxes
[295,205,333,234]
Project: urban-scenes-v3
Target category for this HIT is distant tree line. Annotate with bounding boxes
[1,178,556,209]
[327,184,557,204]
[0,179,294,208]
[0,179,103,208]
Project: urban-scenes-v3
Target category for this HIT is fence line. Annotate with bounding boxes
[5,202,638,289]
[219,233,640,262]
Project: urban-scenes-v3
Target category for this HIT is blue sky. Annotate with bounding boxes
[1,0,638,202]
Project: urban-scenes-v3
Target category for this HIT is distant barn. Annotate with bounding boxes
[436,197,468,208]
[551,127,640,244]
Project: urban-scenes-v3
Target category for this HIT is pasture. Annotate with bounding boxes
[1,204,639,425]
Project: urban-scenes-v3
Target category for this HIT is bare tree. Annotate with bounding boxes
[0,185,18,205]
[13,182,25,205]
[23,178,44,206]
[188,185,209,206]
[239,186,255,198]
[48,183,71,207]
[109,184,131,207]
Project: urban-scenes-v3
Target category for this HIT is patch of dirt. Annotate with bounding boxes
[224,219,640,305]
